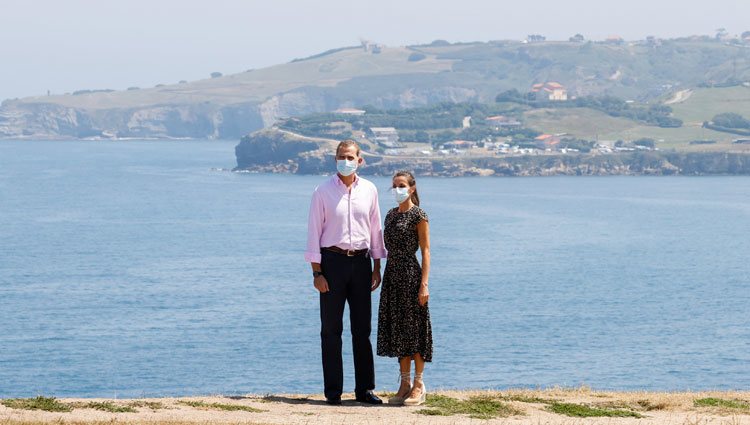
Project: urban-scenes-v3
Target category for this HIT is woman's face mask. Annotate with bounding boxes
[392,187,410,204]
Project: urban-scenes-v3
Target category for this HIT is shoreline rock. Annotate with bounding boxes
[234,131,750,177]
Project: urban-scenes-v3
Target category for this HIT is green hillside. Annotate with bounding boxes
[670,86,750,124]
[523,107,737,150]
[2,37,750,139]
[15,47,456,110]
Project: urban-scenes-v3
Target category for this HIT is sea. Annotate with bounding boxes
[1,140,749,398]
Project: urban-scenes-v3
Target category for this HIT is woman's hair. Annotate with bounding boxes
[393,170,420,206]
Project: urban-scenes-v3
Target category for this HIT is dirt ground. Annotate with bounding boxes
[2,388,750,425]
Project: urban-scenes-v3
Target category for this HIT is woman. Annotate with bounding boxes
[377,170,432,406]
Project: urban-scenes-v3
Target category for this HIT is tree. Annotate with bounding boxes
[713,112,750,129]
[743,31,750,39]
[633,138,655,148]
[433,130,456,145]
[210,72,223,78]
[527,34,546,42]
[655,116,683,128]
[569,33,585,43]
[414,130,430,143]
[495,89,524,103]
[429,39,450,46]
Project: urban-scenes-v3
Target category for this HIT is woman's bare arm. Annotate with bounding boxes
[417,219,430,306]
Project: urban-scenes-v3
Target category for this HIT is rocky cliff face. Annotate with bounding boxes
[0,100,267,140]
[234,130,750,176]
[0,86,478,140]
[234,130,334,173]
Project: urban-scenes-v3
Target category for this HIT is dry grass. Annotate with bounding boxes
[176,400,265,413]
[126,401,168,410]
[0,397,71,413]
[68,402,136,413]
[3,389,750,424]
[415,394,523,419]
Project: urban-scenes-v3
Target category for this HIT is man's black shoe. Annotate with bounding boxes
[355,390,383,405]
[325,397,342,405]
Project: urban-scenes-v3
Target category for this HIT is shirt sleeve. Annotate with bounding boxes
[304,189,324,264]
[368,187,387,260]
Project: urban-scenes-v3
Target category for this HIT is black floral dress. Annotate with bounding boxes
[377,206,432,362]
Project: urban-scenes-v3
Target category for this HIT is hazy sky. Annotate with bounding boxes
[1,0,749,101]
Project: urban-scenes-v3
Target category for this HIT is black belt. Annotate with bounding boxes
[322,246,369,257]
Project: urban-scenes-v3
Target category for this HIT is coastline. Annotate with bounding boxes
[234,130,750,177]
[3,388,750,424]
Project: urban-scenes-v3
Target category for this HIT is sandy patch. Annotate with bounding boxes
[2,389,750,425]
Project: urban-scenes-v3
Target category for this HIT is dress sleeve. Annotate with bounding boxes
[415,207,429,224]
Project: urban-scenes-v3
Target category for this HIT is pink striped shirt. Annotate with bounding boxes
[305,174,387,264]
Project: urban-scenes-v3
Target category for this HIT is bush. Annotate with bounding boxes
[430,39,451,46]
[408,53,427,62]
[495,89,525,103]
[713,112,750,129]
[415,130,430,143]
[72,89,114,96]
[633,138,656,148]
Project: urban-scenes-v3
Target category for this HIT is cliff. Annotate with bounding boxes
[234,130,750,176]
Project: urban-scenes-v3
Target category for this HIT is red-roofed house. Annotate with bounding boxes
[531,82,568,101]
[485,115,521,127]
[535,134,561,147]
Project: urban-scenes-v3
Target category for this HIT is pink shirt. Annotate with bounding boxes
[305,174,387,264]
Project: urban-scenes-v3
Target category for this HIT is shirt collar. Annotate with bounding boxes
[334,173,359,188]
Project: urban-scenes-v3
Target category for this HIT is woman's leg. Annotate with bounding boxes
[397,356,412,397]
[409,353,426,398]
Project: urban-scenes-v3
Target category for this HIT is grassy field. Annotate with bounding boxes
[670,86,750,124]
[14,39,750,112]
[523,107,741,151]
[20,47,456,110]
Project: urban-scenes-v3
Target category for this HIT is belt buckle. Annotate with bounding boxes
[346,249,355,257]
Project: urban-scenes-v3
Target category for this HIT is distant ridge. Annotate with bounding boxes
[1,36,749,140]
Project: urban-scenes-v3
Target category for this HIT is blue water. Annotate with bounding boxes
[1,140,749,398]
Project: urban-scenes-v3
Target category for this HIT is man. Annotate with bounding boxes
[305,139,386,405]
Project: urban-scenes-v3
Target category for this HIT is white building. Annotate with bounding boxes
[370,127,399,145]
[334,108,366,116]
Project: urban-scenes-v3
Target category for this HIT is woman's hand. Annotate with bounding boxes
[418,283,429,306]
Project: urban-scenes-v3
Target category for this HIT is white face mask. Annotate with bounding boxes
[336,159,358,176]
[392,187,410,204]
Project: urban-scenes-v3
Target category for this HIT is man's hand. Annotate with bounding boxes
[314,275,330,293]
[418,284,429,306]
[371,270,382,291]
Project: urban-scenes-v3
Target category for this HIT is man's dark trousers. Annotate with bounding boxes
[319,250,375,400]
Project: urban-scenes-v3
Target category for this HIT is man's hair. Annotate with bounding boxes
[336,139,361,157]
